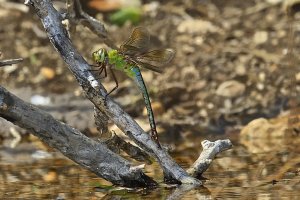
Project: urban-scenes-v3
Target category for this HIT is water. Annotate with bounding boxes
[0,135,300,199]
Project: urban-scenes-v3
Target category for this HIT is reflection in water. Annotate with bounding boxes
[0,135,299,199]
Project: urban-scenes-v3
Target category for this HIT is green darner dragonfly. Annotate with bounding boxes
[92,27,175,147]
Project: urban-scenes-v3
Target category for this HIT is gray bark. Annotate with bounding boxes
[187,140,233,178]
[0,86,156,187]
[24,0,201,185]
[0,0,233,188]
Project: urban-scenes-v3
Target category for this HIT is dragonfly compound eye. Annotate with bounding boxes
[92,48,107,63]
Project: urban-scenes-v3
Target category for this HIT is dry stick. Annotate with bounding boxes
[93,105,150,163]
[187,140,233,178]
[25,0,200,185]
[0,58,23,67]
[0,86,156,187]
[66,0,117,49]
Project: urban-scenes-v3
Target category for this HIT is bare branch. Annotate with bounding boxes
[0,86,157,187]
[94,107,110,137]
[187,139,233,178]
[104,134,153,164]
[66,0,118,49]
[24,0,202,185]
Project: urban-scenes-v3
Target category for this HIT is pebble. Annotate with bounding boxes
[30,95,51,106]
[177,19,219,34]
[40,67,55,80]
[216,80,246,98]
[235,65,246,75]
[143,101,164,116]
[258,72,266,82]
[43,171,58,182]
[295,72,300,82]
[253,31,268,45]
[256,83,264,91]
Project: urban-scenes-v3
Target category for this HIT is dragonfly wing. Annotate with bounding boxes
[135,61,164,73]
[136,49,175,67]
[120,45,140,55]
[120,27,150,55]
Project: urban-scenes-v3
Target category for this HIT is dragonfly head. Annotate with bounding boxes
[92,48,108,64]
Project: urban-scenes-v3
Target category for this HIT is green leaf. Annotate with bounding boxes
[109,7,142,26]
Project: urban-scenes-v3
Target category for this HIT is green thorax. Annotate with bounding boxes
[107,49,136,78]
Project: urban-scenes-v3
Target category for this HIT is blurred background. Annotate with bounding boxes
[0,0,300,199]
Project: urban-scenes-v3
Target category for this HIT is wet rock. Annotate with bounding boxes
[240,118,287,139]
[239,116,294,153]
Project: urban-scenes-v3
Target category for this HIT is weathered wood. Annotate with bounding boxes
[187,140,233,178]
[0,86,157,187]
[25,0,202,185]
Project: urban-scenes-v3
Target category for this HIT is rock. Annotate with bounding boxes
[143,101,164,116]
[266,0,283,4]
[235,65,246,75]
[253,31,268,45]
[239,117,291,153]
[40,67,55,80]
[259,72,266,82]
[216,80,245,98]
[43,171,58,182]
[177,19,220,34]
[240,118,288,139]
[143,1,160,17]
[295,72,300,83]
[30,95,51,106]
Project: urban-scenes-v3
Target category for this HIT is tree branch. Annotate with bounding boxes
[0,86,157,187]
[24,0,202,185]
[65,0,117,49]
[187,140,233,178]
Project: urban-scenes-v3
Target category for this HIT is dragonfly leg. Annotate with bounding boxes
[104,66,118,102]
[89,64,98,67]
[97,64,106,79]
[87,64,101,72]
[151,128,161,148]
[101,63,108,79]
[89,62,108,79]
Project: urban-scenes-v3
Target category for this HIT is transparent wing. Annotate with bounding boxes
[136,49,175,68]
[135,61,164,73]
[120,27,150,56]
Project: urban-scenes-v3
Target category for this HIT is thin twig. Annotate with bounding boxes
[0,58,23,67]
[66,0,118,49]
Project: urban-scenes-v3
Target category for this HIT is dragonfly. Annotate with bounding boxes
[92,27,175,148]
